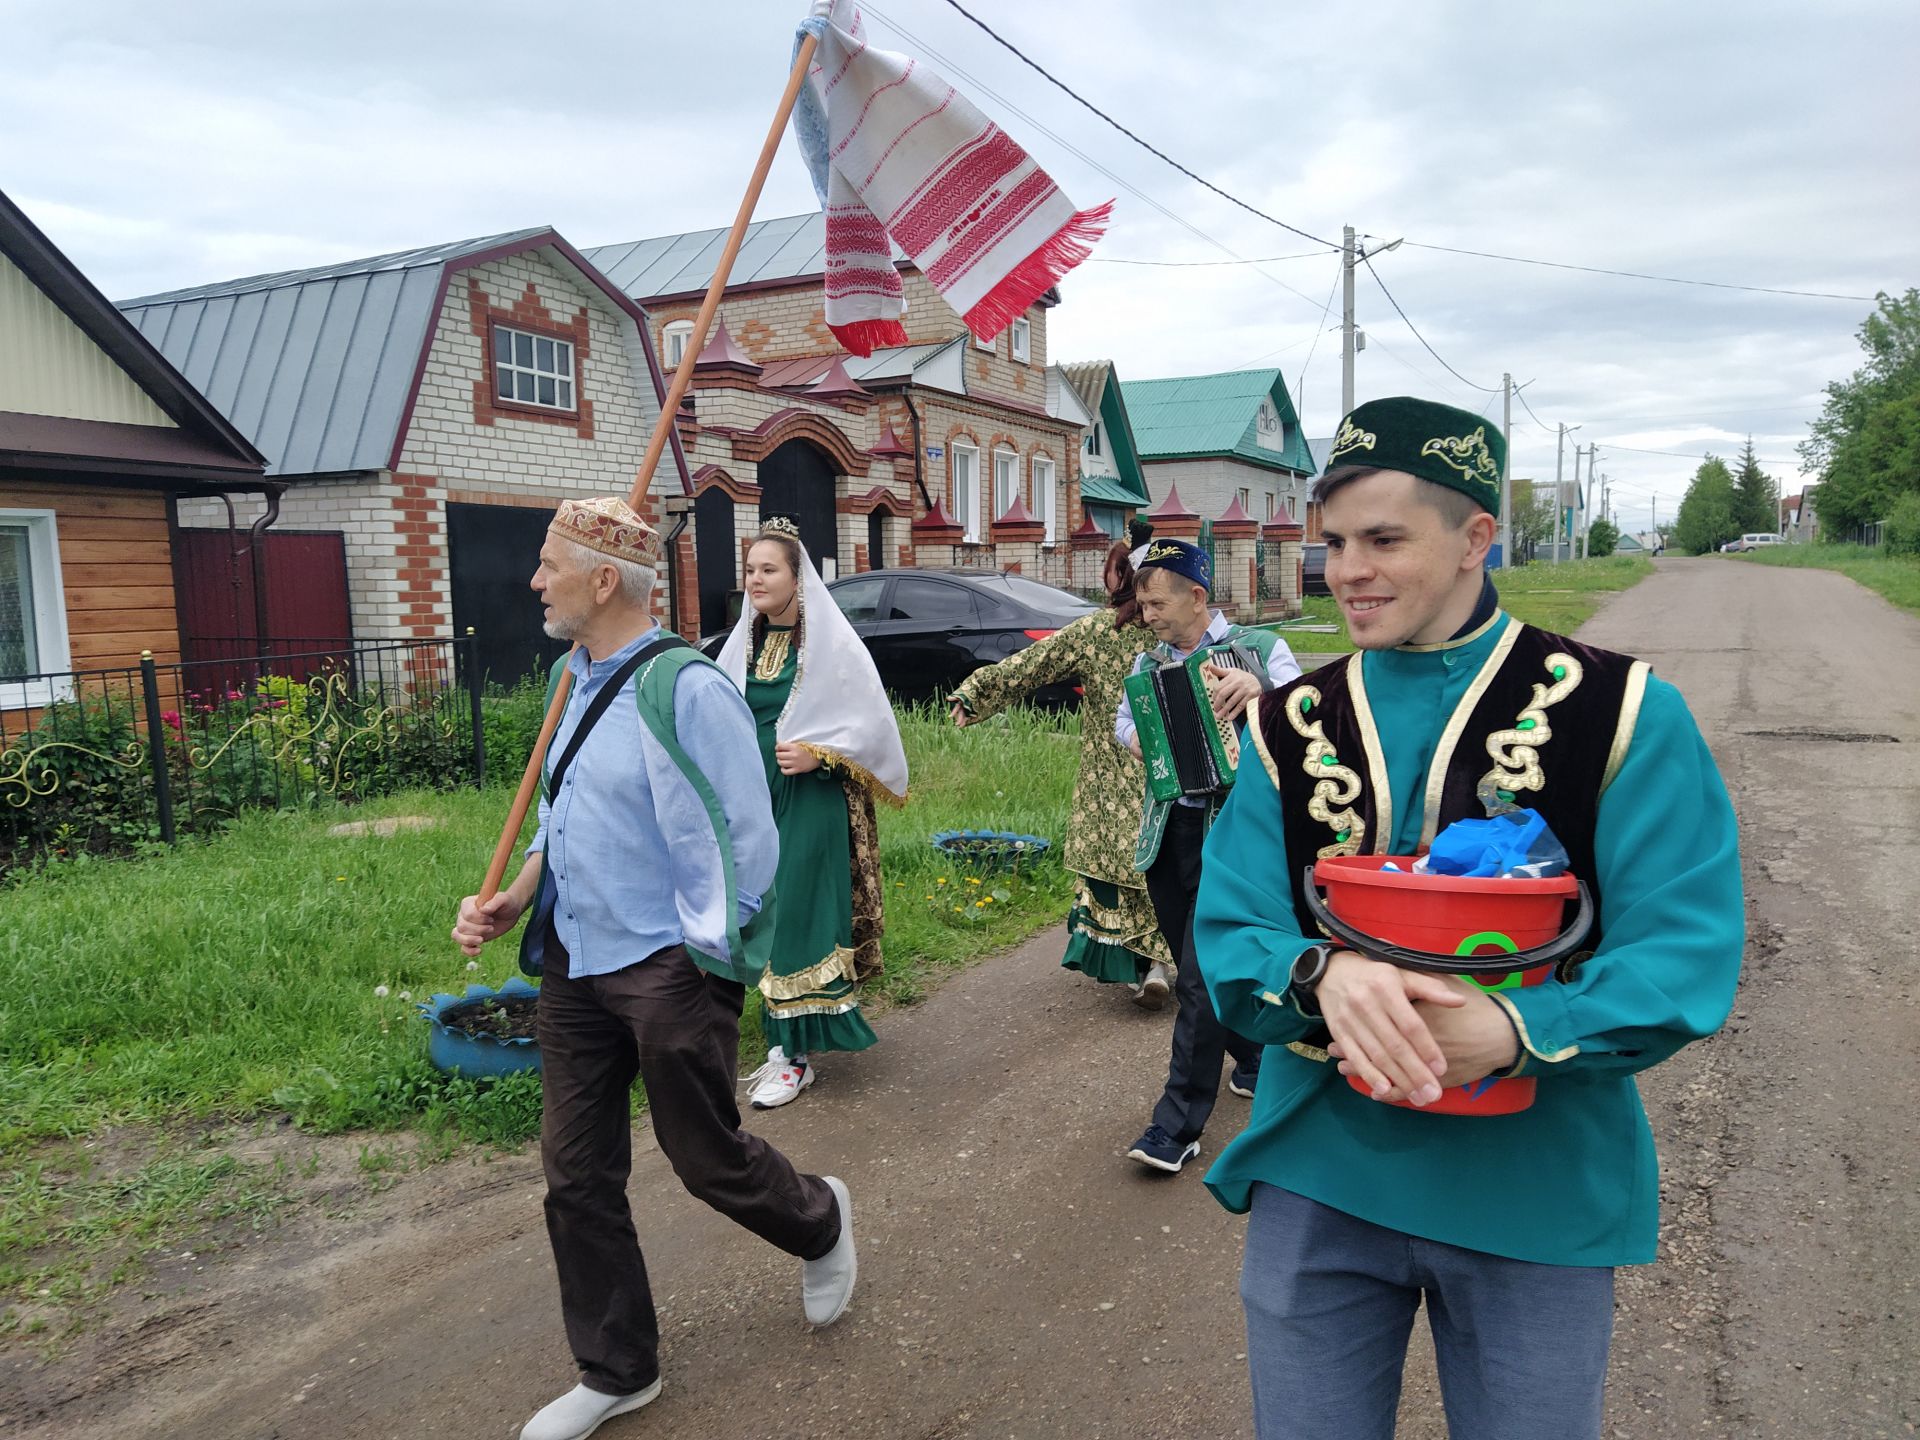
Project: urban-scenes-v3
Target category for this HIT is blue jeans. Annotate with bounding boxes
[1241,1184,1614,1440]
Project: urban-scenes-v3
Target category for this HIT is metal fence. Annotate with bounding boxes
[0,635,485,873]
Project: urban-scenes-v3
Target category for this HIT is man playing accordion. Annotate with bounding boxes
[1114,538,1301,1174]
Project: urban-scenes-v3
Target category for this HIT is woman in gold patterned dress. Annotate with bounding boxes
[950,543,1173,1006]
[718,521,908,1109]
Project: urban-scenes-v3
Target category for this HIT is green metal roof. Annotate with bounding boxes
[1080,475,1141,506]
[1120,368,1315,475]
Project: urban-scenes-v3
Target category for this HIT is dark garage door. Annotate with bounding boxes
[446,502,566,687]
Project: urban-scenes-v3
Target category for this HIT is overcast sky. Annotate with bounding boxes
[6,0,1914,534]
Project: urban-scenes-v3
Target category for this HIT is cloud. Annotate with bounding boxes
[6,0,1915,531]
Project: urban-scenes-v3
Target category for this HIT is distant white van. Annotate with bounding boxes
[1736,533,1786,551]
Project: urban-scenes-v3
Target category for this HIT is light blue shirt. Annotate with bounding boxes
[1115,612,1303,805]
[529,625,775,978]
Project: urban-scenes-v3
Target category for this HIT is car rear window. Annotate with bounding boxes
[889,578,978,622]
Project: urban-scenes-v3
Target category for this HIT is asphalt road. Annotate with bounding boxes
[8,557,1916,1439]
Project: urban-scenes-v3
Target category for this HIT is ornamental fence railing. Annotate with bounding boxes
[0,634,485,875]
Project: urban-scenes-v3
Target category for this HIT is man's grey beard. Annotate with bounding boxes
[542,609,584,641]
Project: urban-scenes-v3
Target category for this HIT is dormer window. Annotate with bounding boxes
[492,324,576,411]
[662,319,695,369]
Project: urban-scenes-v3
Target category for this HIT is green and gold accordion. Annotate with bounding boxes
[1124,644,1266,802]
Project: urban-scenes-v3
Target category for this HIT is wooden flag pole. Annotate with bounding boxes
[476,30,822,905]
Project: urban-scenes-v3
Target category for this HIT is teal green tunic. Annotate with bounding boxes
[746,627,878,1056]
[1195,614,1743,1266]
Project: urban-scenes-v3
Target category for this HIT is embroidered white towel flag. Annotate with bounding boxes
[792,0,1112,356]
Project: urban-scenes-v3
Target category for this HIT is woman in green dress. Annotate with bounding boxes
[717,520,908,1109]
[950,542,1174,1006]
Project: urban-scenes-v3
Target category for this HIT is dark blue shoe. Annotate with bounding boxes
[1228,1065,1258,1099]
[1127,1124,1201,1173]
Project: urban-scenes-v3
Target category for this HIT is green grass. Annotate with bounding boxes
[0,705,1079,1317]
[0,706,1076,1150]
[1734,543,1920,614]
[1267,555,1655,654]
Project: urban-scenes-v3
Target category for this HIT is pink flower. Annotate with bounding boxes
[225,689,243,701]
[159,710,182,732]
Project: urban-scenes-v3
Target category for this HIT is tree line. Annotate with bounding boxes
[1798,289,1919,553]
[1671,442,1778,556]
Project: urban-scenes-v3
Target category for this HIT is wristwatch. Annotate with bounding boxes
[1289,942,1336,993]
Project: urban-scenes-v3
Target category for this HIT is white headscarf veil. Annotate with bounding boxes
[717,532,909,805]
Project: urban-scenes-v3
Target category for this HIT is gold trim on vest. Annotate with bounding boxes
[1477,645,1586,812]
[1284,682,1368,858]
[1601,661,1652,793]
[1420,616,1523,846]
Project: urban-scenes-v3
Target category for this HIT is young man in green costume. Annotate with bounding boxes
[1115,538,1301,1172]
[451,497,856,1440]
[1194,398,1744,1438]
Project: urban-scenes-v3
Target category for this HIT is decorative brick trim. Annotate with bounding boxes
[468,278,596,439]
[715,408,871,476]
[837,484,912,517]
[444,488,568,510]
[692,464,763,503]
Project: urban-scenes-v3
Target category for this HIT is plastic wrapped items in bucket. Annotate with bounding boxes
[1305,854,1590,1116]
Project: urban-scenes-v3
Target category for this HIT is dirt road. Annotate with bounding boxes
[7,557,1916,1439]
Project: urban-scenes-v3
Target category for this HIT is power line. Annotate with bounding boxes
[1089,250,1328,267]
[1595,441,1799,467]
[860,4,1337,320]
[1362,256,1501,393]
[1402,241,1878,303]
[935,0,1340,250]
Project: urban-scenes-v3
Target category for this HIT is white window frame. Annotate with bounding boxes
[1237,487,1252,511]
[952,443,981,543]
[662,319,695,370]
[1010,316,1031,364]
[1085,421,1103,457]
[1034,455,1057,543]
[1265,493,1278,521]
[0,509,74,709]
[974,329,996,354]
[492,323,577,411]
[993,449,1018,522]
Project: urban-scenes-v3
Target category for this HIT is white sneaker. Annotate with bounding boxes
[520,1380,661,1440]
[802,1176,857,1326]
[741,1045,787,1091]
[749,1052,813,1109]
[1134,961,1173,1011]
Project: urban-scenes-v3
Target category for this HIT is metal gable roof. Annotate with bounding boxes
[1120,368,1314,475]
[584,213,871,301]
[114,229,643,479]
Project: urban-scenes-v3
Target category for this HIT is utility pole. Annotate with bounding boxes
[1581,447,1600,559]
[1561,442,1582,565]
[1550,420,1567,566]
[1499,373,1513,566]
[1651,493,1660,553]
[1339,228,1401,420]
[1341,226,1356,417]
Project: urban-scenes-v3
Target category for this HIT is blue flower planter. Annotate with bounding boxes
[419,977,541,1078]
[930,828,1052,874]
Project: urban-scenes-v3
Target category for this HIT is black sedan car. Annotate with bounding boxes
[704,568,1097,708]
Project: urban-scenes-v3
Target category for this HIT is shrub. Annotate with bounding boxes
[1883,491,1920,557]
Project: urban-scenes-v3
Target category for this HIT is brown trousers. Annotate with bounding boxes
[537,938,840,1395]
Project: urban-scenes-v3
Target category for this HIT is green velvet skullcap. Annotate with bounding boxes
[1321,396,1506,515]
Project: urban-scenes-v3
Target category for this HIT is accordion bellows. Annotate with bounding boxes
[1126,645,1266,802]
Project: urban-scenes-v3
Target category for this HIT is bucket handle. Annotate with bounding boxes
[1300,868,1594,978]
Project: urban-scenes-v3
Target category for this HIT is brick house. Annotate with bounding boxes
[1057,359,1152,540]
[1121,368,1316,527]
[583,211,1121,634]
[1,188,268,716]
[117,229,688,684]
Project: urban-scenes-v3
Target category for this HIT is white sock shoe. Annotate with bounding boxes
[519,1380,661,1440]
[750,1051,813,1109]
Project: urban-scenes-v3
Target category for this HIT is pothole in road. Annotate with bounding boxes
[1740,727,1901,744]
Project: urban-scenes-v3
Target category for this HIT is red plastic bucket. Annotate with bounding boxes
[1313,854,1580,1116]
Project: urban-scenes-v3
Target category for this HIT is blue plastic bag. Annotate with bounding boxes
[1416,809,1570,879]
